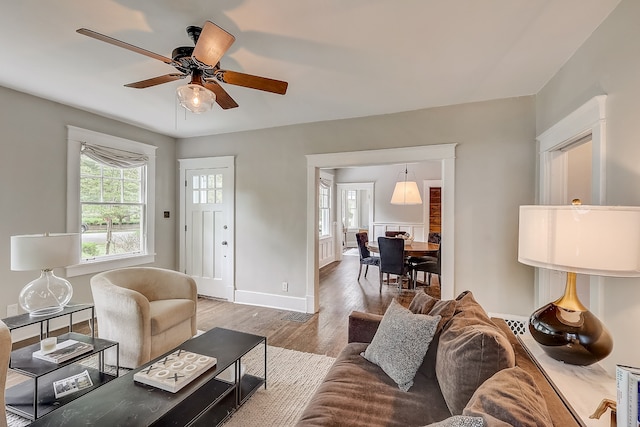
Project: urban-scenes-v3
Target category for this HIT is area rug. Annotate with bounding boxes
[222,346,335,426]
[343,247,359,256]
[6,346,335,427]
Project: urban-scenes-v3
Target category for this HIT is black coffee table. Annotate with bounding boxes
[29,327,267,427]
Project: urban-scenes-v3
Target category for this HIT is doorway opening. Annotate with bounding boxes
[306,144,457,313]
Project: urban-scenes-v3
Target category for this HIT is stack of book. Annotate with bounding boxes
[32,339,94,364]
[616,364,640,427]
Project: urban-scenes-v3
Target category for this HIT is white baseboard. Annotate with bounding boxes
[234,290,308,313]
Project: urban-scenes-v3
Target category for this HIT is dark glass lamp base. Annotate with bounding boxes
[529,302,613,366]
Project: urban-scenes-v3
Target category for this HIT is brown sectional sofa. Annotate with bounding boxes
[296,291,581,427]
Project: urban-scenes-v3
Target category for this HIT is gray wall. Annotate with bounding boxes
[334,162,442,224]
[177,96,537,316]
[0,86,177,316]
[536,0,640,371]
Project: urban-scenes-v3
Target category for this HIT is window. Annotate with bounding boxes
[80,156,144,258]
[345,189,359,228]
[192,173,223,204]
[319,181,331,237]
[67,126,156,276]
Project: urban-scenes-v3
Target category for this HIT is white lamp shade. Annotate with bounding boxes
[518,205,640,276]
[390,181,422,205]
[11,233,80,271]
[176,84,216,114]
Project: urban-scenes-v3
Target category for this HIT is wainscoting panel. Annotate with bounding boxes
[372,223,426,241]
[319,235,335,268]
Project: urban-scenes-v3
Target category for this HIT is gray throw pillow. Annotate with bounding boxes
[425,415,485,427]
[362,299,440,391]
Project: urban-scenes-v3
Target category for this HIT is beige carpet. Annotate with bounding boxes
[6,346,335,427]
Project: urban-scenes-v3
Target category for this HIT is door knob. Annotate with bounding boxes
[222,241,228,246]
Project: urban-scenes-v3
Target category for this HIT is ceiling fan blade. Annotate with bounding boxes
[214,70,288,95]
[203,81,239,109]
[77,28,178,66]
[192,21,235,68]
[125,73,187,88]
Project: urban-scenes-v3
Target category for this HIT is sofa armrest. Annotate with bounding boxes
[492,318,581,427]
[348,311,383,343]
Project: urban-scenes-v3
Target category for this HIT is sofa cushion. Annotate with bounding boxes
[436,292,515,415]
[409,291,457,379]
[296,342,452,427]
[425,415,485,427]
[363,299,440,391]
[463,367,553,427]
[149,299,196,335]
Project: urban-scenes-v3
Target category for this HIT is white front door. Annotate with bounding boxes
[179,157,235,300]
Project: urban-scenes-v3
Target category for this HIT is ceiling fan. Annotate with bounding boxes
[76,21,288,112]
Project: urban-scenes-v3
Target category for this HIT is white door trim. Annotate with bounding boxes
[178,156,235,301]
[536,95,607,317]
[306,144,457,313]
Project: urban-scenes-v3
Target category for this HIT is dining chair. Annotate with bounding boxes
[411,244,441,287]
[355,232,380,280]
[427,232,441,244]
[377,236,411,292]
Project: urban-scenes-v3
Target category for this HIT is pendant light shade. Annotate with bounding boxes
[390,165,422,205]
[176,84,216,114]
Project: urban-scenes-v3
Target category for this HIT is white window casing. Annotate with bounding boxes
[66,126,157,277]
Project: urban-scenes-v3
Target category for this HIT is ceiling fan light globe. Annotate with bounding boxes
[176,84,216,114]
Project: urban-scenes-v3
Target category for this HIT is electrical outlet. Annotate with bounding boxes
[282,281,288,292]
[7,303,18,317]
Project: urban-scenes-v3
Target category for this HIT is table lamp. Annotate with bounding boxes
[518,202,640,365]
[10,233,80,316]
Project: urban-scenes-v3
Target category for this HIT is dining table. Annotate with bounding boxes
[366,240,439,257]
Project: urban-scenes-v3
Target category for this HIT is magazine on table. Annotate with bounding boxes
[33,339,93,364]
[53,369,94,398]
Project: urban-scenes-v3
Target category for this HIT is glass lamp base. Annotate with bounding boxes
[18,269,73,317]
[529,302,613,366]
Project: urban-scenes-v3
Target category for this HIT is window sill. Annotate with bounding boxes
[65,254,155,277]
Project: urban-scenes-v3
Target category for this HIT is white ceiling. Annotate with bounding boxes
[0,0,620,138]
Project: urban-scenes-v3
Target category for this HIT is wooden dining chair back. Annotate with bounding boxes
[377,236,409,292]
[355,232,380,280]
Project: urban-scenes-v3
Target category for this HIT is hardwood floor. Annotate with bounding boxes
[5,254,440,388]
[196,253,439,357]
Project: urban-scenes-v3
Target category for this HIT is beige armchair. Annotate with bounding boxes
[90,267,197,369]
[1,320,10,427]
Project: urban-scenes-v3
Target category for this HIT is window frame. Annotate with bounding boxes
[66,126,156,277]
[318,180,331,237]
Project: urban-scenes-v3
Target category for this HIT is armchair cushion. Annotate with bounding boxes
[149,299,196,335]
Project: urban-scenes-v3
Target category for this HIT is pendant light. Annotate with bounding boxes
[390,165,422,205]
